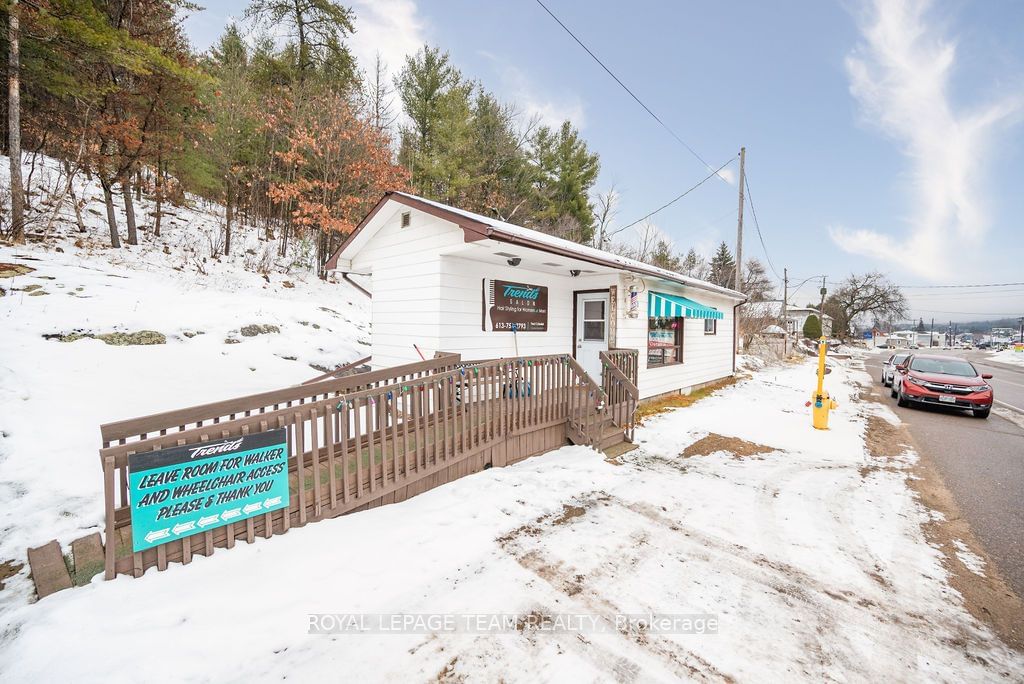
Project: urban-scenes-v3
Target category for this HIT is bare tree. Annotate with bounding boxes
[825,271,907,339]
[593,185,622,249]
[7,0,25,243]
[363,52,397,134]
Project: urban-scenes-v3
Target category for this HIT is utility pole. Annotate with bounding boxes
[818,276,827,338]
[930,317,934,348]
[782,268,788,356]
[1018,316,1023,345]
[734,146,746,293]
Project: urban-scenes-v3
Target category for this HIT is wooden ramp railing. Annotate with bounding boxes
[600,348,639,442]
[98,353,607,579]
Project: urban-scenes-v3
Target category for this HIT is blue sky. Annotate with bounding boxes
[185,1,1024,321]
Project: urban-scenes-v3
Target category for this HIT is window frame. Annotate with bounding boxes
[703,318,717,335]
[647,316,684,368]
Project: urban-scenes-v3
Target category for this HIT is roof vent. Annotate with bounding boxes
[400,211,411,228]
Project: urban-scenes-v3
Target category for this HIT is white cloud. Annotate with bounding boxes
[833,0,1022,275]
[348,0,428,82]
[482,56,586,129]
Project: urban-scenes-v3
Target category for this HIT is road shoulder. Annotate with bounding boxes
[859,375,1024,651]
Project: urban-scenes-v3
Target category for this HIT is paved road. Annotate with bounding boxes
[864,352,1024,598]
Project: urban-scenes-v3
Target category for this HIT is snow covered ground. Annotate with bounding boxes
[989,348,1024,367]
[0,154,370,608]
[0,353,1019,681]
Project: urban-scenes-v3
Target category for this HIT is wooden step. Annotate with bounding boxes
[27,540,72,599]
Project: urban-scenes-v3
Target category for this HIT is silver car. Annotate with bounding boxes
[881,352,910,387]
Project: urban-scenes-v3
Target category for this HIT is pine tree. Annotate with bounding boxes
[708,242,736,288]
[531,120,600,242]
[245,0,356,90]
[916,317,925,333]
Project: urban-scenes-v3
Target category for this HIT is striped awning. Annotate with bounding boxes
[648,291,724,320]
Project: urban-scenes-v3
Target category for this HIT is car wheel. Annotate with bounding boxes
[890,385,898,399]
[973,408,990,419]
[897,390,909,407]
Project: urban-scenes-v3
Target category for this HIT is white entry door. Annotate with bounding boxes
[575,291,610,380]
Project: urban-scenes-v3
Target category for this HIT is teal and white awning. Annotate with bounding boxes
[648,291,724,320]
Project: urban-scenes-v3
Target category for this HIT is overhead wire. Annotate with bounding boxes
[617,156,737,232]
[533,0,730,184]
[742,172,782,281]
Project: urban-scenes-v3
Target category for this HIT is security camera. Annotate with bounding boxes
[508,257,521,266]
[570,269,581,277]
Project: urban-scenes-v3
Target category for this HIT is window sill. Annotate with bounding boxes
[647,361,684,369]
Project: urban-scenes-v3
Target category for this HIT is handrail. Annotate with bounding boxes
[99,353,575,463]
[100,353,461,445]
[301,355,373,385]
[600,355,638,397]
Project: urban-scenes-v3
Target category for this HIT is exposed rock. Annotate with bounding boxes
[224,338,241,344]
[21,284,42,293]
[182,330,205,339]
[0,263,35,279]
[282,280,295,289]
[28,290,49,296]
[240,324,280,337]
[46,330,166,345]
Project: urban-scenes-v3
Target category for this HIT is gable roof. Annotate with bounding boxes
[326,192,747,301]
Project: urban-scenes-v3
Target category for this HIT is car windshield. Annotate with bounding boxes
[909,358,977,377]
[892,354,909,365]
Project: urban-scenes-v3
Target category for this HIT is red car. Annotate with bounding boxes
[892,354,994,418]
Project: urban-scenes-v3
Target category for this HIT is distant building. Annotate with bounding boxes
[784,306,833,337]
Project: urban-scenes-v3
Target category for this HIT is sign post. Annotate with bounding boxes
[128,428,290,552]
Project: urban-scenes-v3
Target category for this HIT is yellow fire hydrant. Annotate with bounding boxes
[809,335,838,430]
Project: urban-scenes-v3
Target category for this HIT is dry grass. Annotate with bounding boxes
[635,376,738,422]
[681,433,778,459]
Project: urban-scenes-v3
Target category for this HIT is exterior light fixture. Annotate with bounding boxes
[507,257,521,266]
[570,269,581,277]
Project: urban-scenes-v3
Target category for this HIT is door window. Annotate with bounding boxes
[582,300,606,341]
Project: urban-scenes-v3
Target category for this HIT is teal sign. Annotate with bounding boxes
[128,428,290,552]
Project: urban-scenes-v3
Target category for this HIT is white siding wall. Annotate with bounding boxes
[349,208,737,394]
[350,210,461,368]
[437,255,617,360]
[615,277,736,399]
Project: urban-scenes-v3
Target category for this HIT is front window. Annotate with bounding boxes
[648,317,683,367]
[908,358,977,377]
[704,318,717,335]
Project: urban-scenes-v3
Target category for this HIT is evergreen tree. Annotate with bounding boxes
[245,0,356,90]
[708,242,736,288]
[916,317,926,333]
[647,239,681,271]
[395,45,474,201]
[531,120,599,242]
[803,314,822,339]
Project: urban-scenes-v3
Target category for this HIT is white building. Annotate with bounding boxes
[326,192,746,400]
[783,306,833,338]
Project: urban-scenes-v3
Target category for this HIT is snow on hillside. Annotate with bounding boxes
[0,356,1020,681]
[0,154,371,606]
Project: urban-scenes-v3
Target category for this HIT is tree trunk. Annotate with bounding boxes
[224,182,233,256]
[8,0,25,244]
[153,156,163,237]
[100,176,121,248]
[122,174,138,245]
[135,168,142,201]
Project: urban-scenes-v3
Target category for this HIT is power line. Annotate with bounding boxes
[533,0,728,183]
[909,308,1022,316]
[898,282,1024,289]
[742,173,781,281]
[618,156,738,232]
